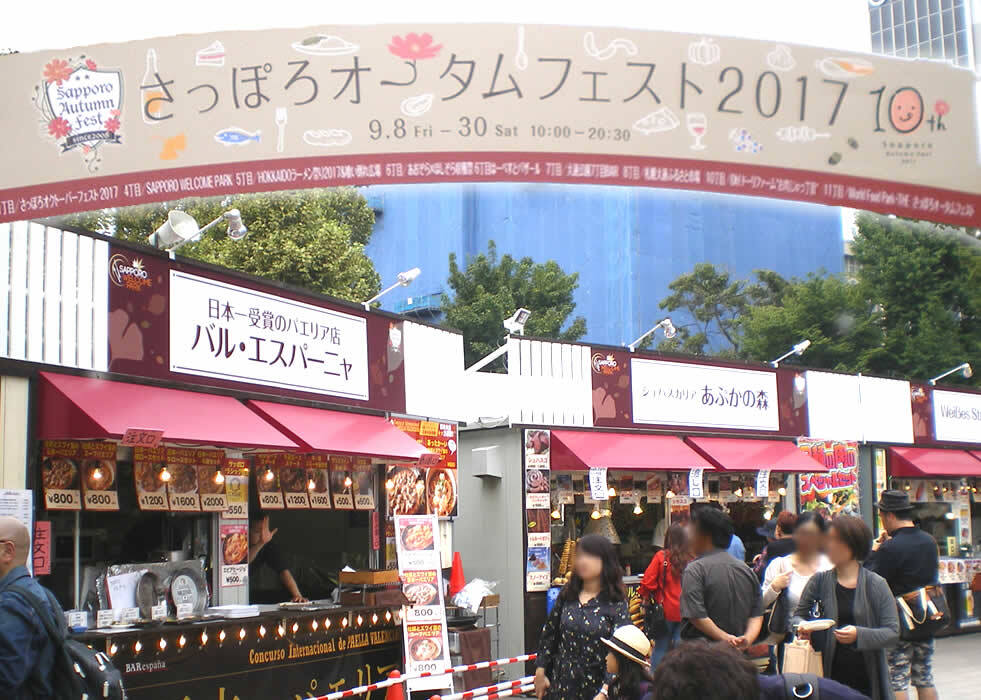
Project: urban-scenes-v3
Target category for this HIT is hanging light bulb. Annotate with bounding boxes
[607,486,617,498]
[550,506,561,520]
[633,502,643,515]
[777,487,787,497]
[214,468,225,485]
[307,478,316,491]
[158,637,167,651]
[665,490,676,499]
[734,488,744,498]
[200,631,209,645]
[904,482,912,491]
[385,478,395,491]
[264,467,275,482]
[178,635,187,648]
[590,506,601,520]
[258,626,266,638]
[91,464,104,482]
[763,509,774,521]
[344,475,353,489]
[159,465,172,483]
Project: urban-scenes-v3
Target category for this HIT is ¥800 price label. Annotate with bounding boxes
[259,491,284,509]
[84,491,118,511]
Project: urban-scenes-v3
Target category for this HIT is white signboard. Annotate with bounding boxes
[169,271,369,400]
[688,468,705,500]
[588,467,609,501]
[756,469,771,499]
[0,490,32,573]
[632,359,779,431]
[933,390,981,443]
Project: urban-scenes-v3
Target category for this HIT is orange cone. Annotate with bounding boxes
[448,552,466,598]
[384,670,404,700]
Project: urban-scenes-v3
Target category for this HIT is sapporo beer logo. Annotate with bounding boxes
[109,253,151,291]
[591,353,619,375]
[34,54,122,171]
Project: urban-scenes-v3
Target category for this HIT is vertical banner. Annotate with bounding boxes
[41,441,82,510]
[306,454,332,509]
[278,453,310,510]
[797,439,860,518]
[133,446,169,511]
[589,467,610,502]
[79,442,119,511]
[688,468,705,500]
[756,469,771,500]
[219,523,249,588]
[255,455,285,510]
[33,520,51,576]
[524,429,551,592]
[394,515,452,694]
[873,448,887,508]
[353,457,376,511]
[330,456,355,510]
[222,458,249,519]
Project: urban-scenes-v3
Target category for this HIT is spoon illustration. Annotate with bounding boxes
[515,26,529,70]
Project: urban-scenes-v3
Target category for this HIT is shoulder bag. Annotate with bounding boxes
[758,561,791,644]
[896,585,950,641]
[644,554,669,639]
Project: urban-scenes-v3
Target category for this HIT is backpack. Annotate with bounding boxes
[8,584,126,700]
[782,673,820,699]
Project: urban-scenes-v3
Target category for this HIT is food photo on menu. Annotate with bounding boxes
[387,465,425,515]
[136,461,167,494]
[168,464,199,495]
[42,456,79,491]
[525,468,549,494]
[401,570,440,607]
[425,468,457,517]
[221,527,249,567]
[399,519,435,552]
[196,464,225,495]
[81,459,114,492]
[406,623,445,663]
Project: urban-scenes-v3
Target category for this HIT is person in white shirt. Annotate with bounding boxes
[761,511,833,668]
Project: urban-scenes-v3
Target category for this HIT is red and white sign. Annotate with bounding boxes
[120,428,163,448]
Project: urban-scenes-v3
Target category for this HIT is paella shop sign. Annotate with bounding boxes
[797,438,860,517]
[0,24,978,225]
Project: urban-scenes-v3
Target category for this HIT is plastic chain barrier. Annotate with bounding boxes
[433,677,534,700]
[316,654,538,700]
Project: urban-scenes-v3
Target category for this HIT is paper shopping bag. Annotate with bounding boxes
[782,639,823,677]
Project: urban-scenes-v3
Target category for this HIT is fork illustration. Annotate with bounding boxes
[275,107,287,153]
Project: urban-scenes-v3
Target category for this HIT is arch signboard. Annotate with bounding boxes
[0,23,978,225]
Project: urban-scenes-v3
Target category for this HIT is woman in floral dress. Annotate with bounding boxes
[535,535,631,700]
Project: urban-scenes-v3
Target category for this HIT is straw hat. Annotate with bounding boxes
[601,625,652,669]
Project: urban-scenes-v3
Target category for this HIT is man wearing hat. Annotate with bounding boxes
[865,490,939,700]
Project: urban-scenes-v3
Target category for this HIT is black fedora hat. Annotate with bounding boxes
[877,489,913,513]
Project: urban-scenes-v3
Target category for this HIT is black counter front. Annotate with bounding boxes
[77,605,403,700]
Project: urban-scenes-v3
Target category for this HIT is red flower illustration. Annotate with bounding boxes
[110,109,120,117]
[43,58,73,85]
[47,117,71,139]
[85,59,97,70]
[105,117,120,133]
[388,33,442,60]
[934,100,950,116]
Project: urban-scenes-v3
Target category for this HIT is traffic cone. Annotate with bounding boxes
[384,670,404,700]
[448,552,466,598]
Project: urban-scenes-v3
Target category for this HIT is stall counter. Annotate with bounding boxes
[77,604,403,700]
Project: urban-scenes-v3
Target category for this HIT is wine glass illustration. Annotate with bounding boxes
[687,113,707,150]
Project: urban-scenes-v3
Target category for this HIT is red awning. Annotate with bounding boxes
[37,372,298,449]
[888,447,981,477]
[247,400,432,461]
[685,437,826,472]
[549,430,714,471]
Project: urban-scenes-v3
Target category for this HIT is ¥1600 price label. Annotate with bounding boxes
[168,493,200,512]
[309,493,332,509]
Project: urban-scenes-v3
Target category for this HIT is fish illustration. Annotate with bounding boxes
[214,128,261,146]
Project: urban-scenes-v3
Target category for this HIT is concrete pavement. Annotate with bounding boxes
[931,635,980,699]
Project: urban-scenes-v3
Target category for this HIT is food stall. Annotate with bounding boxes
[6,227,467,699]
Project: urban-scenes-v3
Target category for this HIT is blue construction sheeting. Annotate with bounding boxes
[363,183,844,348]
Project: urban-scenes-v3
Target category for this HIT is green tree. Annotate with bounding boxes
[849,213,980,382]
[740,274,885,371]
[441,241,587,368]
[656,263,787,355]
[56,189,380,301]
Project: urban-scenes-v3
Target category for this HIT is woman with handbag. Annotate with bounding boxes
[792,515,900,700]
[761,512,833,665]
[638,524,691,668]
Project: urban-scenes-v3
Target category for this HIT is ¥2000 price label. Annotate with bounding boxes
[200,494,228,512]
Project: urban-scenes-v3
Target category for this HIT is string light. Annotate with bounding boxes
[291,622,299,634]
[159,465,171,483]
[214,468,225,485]
[386,478,395,491]
[356,615,364,627]
[277,625,285,637]
[158,637,167,651]
[324,617,331,629]
[264,467,275,482]
[633,503,643,515]
[312,619,319,631]
[238,628,246,641]
[133,640,143,653]
[218,630,226,642]
[385,611,392,622]
[109,643,118,656]
[342,616,349,628]
[258,626,266,638]
[371,613,378,624]
[178,635,186,648]
[200,631,209,645]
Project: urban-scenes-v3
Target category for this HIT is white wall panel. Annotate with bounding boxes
[43,228,63,365]
[7,223,28,360]
[860,376,913,444]
[402,321,466,422]
[805,371,863,441]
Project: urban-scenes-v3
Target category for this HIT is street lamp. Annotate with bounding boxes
[361,267,421,311]
[929,363,973,385]
[770,340,811,368]
[148,209,248,255]
[503,308,532,336]
[627,318,676,352]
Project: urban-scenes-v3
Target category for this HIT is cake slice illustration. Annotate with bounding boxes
[196,41,225,67]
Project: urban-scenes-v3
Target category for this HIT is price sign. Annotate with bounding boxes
[258,490,284,509]
[96,609,114,628]
[285,492,310,509]
[756,469,771,499]
[138,492,168,510]
[176,603,194,619]
[121,428,164,448]
[221,564,247,587]
[84,490,118,510]
[588,467,609,501]
[168,492,201,512]
[44,490,81,510]
[200,493,228,511]
[222,458,249,519]
[121,607,140,624]
[150,603,167,620]
[65,611,88,629]
[309,492,332,509]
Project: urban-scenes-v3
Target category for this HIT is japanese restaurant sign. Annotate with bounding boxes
[1,25,978,226]
[32,520,51,576]
[797,439,860,517]
[931,390,981,443]
[170,270,369,401]
[631,359,780,431]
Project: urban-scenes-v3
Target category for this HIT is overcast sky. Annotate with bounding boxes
[3,0,872,54]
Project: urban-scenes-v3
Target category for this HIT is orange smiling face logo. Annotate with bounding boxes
[889,87,924,133]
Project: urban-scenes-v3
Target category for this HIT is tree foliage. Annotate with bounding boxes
[441,241,587,368]
[55,189,380,301]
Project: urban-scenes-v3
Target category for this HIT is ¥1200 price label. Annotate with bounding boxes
[138,492,168,511]
[285,492,310,509]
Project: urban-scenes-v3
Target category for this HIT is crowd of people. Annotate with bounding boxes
[534,490,942,700]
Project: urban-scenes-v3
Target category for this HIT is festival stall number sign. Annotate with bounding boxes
[40,441,83,510]
[222,458,250,518]
[394,515,452,693]
[79,442,119,511]
[797,439,860,518]
[133,447,169,511]
[219,523,249,588]
[524,429,551,592]
[330,456,355,510]
[2,26,979,228]
[353,457,376,510]
[306,454,332,509]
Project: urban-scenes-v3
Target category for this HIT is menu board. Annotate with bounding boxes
[78,442,119,511]
[162,447,225,512]
[556,474,574,505]
[197,463,228,512]
[255,455,284,510]
[353,457,375,511]
[330,456,355,510]
[133,446,169,511]
[222,459,249,519]
[391,418,458,469]
[618,475,637,504]
[385,463,459,518]
[524,429,551,592]
[279,453,310,510]
[40,440,83,510]
[219,523,249,588]
[646,475,664,502]
[394,515,452,693]
[306,454,332,510]
[0,489,33,573]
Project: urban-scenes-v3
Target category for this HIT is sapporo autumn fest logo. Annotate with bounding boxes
[33,54,122,172]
